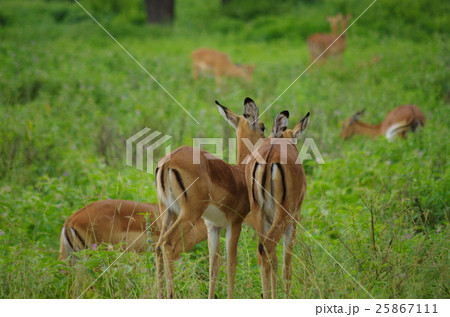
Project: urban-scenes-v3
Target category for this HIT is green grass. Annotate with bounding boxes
[0,0,449,298]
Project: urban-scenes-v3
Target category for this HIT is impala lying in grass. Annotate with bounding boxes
[59,199,207,262]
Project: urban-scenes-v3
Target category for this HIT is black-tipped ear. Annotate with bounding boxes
[243,97,259,126]
[271,111,290,138]
[291,112,310,140]
[300,112,310,131]
[280,110,289,119]
[216,100,240,129]
[349,109,364,125]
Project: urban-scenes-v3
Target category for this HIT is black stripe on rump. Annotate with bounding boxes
[275,162,287,203]
[65,226,74,251]
[261,145,273,199]
[252,163,259,201]
[160,164,165,192]
[72,227,87,249]
[172,169,187,198]
[155,167,160,183]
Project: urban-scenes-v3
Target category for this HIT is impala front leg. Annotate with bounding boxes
[226,223,242,299]
[207,222,221,299]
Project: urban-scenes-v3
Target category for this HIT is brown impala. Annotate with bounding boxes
[340,105,426,141]
[58,200,207,262]
[245,110,310,298]
[154,97,265,299]
[191,48,254,86]
[307,14,352,64]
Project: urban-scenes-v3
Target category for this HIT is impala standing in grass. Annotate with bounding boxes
[307,14,352,64]
[245,110,310,298]
[155,97,265,299]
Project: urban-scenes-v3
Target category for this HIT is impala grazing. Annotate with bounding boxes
[245,110,310,299]
[191,48,254,86]
[155,97,265,299]
[58,200,207,262]
[307,14,352,64]
[340,105,426,141]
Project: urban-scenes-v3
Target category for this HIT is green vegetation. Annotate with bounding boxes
[0,0,448,298]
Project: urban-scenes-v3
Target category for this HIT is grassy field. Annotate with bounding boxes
[0,0,449,298]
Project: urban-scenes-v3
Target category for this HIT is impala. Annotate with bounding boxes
[58,199,207,262]
[340,105,426,141]
[245,110,310,298]
[191,48,254,86]
[155,97,265,299]
[307,14,352,63]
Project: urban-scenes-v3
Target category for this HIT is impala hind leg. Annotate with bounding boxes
[155,202,173,299]
[256,211,274,299]
[261,214,289,298]
[206,222,221,299]
[283,223,296,298]
[226,223,242,298]
[160,207,204,298]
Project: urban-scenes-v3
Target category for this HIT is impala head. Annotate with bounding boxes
[341,14,352,27]
[271,110,310,140]
[340,109,365,139]
[237,64,255,81]
[215,97,265,144]
[326,14,342,25]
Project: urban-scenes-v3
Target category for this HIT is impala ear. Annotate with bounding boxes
[291,112,310,140]
[349,108,365,125]
[271,110,289,138]
[243,97,259,127]
[216,100,240,129]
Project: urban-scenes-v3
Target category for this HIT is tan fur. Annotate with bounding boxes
[245,111,310,298]
[155,98,265,299]
[340,105,426,140]
[58,200,207,262]
[191,48,254,86]
[307,14,351,64]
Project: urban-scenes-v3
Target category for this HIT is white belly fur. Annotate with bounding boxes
[202,204,229,228]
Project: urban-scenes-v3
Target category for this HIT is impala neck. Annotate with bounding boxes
[227,65,245,77]
[341,20,349,39]
[354,121,382,137]
[236,138,252,166]
[330,20,339,36]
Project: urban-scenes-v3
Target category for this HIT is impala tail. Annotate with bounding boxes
[155,154,190,215]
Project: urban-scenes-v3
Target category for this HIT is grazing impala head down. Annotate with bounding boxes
[341,105,426,141]
[155,97,265,299]
[191,48,255,86]
[245,110,310,299]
